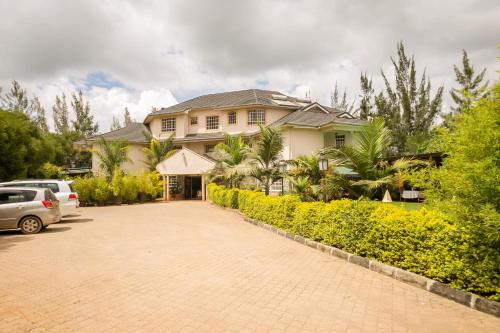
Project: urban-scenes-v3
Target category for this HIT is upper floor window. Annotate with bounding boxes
[162,117,176,132]
[205,144,216,153]
[206,116,219,130]
[335,134,345,148]
[248,110,265,125]
[228,111,237,125]
[190,116,198,125]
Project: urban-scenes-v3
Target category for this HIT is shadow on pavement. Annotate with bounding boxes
[0,225,72,251]
[42,226,72,233]
[60,218,93,224]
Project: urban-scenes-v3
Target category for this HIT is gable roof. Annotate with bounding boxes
[76,122,150,145]
[144,89,311,122]
[271,104,365,128]
[156,147,216,175]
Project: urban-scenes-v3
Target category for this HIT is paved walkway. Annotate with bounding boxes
[0,202,498,332]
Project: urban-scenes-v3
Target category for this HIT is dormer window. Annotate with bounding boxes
[228,111,237,125]
[190,116,198,125]
[248,110,265,125]
[206,116,219,130]
[162,117,176,132]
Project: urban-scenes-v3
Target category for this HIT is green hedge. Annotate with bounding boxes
[73,171,163,206]
[207,183,499,300]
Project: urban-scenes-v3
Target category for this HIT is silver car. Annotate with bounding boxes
[0,187,62,234]
[0,180,79,216]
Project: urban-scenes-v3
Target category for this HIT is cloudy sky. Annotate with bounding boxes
[0,0,498,131]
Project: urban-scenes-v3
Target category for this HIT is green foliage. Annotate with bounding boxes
[208,183,499,300]
[407,82,500,246]
[38,162,63,179]
[74,171,162,206]
[0,110,56,180]
[143,135,176,171]
[373,42,443,152]
[211,134,250,188]
[248,124,284,195]
[94,138,129,180]
[450,50,488,114]
[71,90,98,138]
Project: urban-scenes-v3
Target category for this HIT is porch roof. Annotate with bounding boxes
[156,147,216,175]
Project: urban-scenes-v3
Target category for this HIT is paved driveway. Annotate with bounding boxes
[0,202,498,333]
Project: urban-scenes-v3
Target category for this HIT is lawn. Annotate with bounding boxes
[389,201,424,211]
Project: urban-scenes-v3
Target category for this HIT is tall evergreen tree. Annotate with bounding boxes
[1,80,30,114]
[71,90,98,138]
[374,42,443,152]
[330,82,354,113]
[358,72,374,120]
[52,94,70,134]
[31,96,48,132]
[124,107,134,125]
[450,50,488,114]
[110,115,122,131]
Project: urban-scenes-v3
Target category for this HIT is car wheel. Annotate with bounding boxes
[19,217,43,234]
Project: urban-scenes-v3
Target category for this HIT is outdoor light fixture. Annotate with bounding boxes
[278,160,287,173]
[319,157,329,171]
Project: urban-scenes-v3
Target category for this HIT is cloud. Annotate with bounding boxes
[0,0,498,131]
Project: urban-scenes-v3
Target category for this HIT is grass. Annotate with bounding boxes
[389,201,424,211]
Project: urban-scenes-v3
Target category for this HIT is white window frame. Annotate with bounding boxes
[162,117,176,132]
[206,116,219,130]
[248,110,265,125]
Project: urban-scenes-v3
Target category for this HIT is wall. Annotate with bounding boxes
[183,141,223,155]
[91,143,148,176]
[284,128,325,159]
[148,107,292,139]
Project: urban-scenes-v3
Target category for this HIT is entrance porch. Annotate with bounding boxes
[156,147,216,201]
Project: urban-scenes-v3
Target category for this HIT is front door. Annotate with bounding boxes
[184,176,202,200]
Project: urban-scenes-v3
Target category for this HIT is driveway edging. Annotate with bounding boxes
[216,204,500,318]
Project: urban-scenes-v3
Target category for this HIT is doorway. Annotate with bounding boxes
[184,176,202,200]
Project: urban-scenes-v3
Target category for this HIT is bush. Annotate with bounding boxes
[73,172,162,206]
[207,183,500,300]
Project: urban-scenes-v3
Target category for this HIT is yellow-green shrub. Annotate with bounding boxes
[93,176,113,205]
[207,183,499,300]
[72,176,96,206]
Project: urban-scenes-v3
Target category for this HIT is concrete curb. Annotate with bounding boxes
[238,215,500,318]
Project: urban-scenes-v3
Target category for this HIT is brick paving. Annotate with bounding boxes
[0,201,499,333]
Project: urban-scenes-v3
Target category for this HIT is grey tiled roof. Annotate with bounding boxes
[271,107,366,128]
[80,123,150,144]
[147,89,306,118]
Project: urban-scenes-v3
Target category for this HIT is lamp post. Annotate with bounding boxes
[278,160,287,196]
[318,156,329,202]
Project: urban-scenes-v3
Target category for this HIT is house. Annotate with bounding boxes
[78,89,365,200]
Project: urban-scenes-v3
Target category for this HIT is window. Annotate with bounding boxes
[270,181,283,192]
[190,116,198,125]
[206,116,219,130]
[335,134,345,148]
[1,182,60,193]
[168,176,178,191]
[161,117,176,132]
[0,190,33,205]
[205,144,216,153]
[228,111,237,125]
[248,110,265,125]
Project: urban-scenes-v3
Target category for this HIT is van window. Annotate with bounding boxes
[37,183,60,193]
[44,189,57,201]
[0,190,32,205]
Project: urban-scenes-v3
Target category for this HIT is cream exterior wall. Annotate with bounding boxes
[283,128,325,159]
[182,141,223,155]
[91,143,148,176]
[148,107,292,139]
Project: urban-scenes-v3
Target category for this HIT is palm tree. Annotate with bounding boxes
[211,134,250,187]
[288,153,322,185]
[143,134,176,171]
[94,137,129,180]
[248,124,284,195]
[322,118,426,198]
[287,175,315,201]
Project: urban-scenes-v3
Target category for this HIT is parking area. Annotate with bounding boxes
[0,202,498,332]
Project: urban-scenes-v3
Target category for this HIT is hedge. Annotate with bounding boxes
[207,183,500,300]
[73,171,162,206]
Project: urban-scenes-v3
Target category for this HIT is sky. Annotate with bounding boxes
[0,0,498,132]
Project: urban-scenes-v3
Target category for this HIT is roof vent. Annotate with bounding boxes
[271,94,288,101]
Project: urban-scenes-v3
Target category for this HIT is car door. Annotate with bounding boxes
[0,190,28,229]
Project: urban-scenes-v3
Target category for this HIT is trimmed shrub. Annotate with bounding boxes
[93,176,113,205]
[207,183,500,300]
[72,176,96,206]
